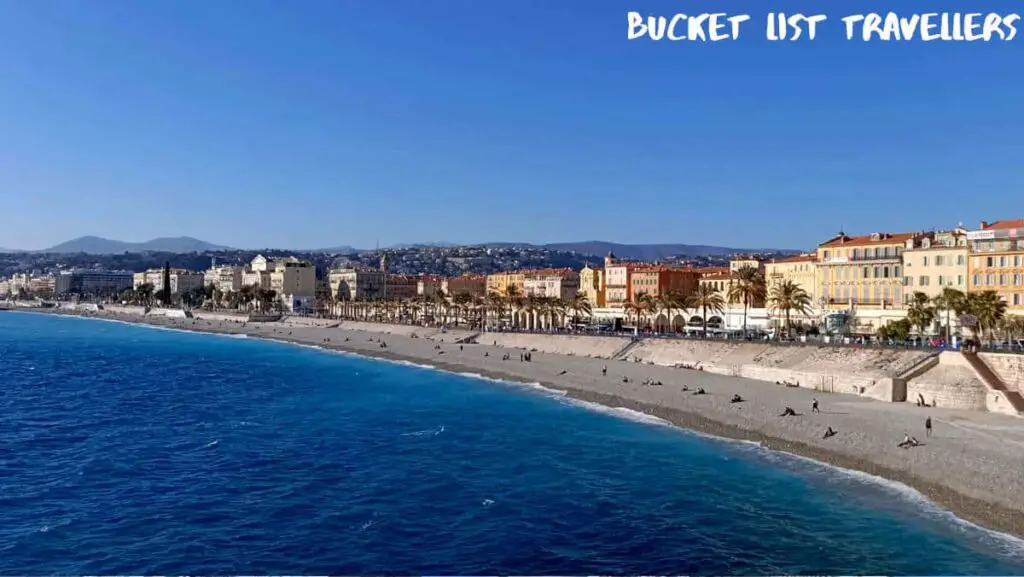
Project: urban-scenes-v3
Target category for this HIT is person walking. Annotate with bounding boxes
[811,398,820,413]
[925,416,933,438]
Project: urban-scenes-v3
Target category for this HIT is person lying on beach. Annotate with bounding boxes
[681,384,689,392]
[897,433,915,449]
[779,407,796,417]
[484,352,489,357]
[730,394,743,403]
[693,387,706,395]
[558,369,567,375]
[622,376,630,383]
[823,426,837,439]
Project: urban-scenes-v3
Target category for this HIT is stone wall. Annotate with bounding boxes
[978,352,1024,392]
[485,333,628,359]
[906,353,988,411]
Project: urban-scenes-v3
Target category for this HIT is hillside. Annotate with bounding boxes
[40,236,234,254]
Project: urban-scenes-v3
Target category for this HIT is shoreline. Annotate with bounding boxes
[13,308,1024,541]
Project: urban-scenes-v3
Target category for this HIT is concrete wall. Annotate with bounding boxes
[978,353,1024,392]
[485,333,628,359]
[907,353,988,411]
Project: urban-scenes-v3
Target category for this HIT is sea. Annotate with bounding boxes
[2,313,1024,575]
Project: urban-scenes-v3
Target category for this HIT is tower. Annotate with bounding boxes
[162,261,172,305]
[379,253,389,301]
[604,250,617,268]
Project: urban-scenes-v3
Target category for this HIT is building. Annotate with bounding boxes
[765,254,818,304]
[966,219,1024,310]
[630,266,701,300]
[442,274,487,299]
[54,270,133,296]
[385,274,418,300]
[902,228,969,303]
[579,264,606,307]
[133,268,205,296]
[603,252,632,307]
[522,268,580,301]
[269,257,316,312]
[816,230,917,310]
[328,268,386,301]
[486,271,526,297]
[205,265,243,293]
[698,271,734,303]
[729,256,765,273]
[417,276,445,297]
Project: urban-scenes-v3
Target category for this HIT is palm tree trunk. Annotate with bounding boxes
[702,305,708,338]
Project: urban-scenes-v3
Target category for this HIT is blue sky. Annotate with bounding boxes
[1,0,1021,251]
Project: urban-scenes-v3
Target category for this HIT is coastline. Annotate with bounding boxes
[14,308,1024,541]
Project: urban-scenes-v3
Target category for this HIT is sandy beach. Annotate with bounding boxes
[19,307,1024,539]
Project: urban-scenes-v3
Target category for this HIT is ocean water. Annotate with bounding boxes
[2,313,1023,575]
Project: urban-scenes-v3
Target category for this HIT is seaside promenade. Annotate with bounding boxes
[16,304,1024,539]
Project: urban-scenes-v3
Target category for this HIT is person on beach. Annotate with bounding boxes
[730,394,743,404]
[925,416,933,437]
[812,398,819,413]
[602,365,607,376]
[693,387,706,395]
[558,369,567,375]
[822,426,837,439]
[898,433,912,448]
[779,407,796,417]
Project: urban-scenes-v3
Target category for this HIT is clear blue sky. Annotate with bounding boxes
[1,0,1021,251]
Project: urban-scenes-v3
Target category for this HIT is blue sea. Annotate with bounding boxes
[2,313,1024,575]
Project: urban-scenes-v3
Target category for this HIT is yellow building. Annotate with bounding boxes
[765,254,817,303]
[698,271,734,304]
[816,231,918,310]
[486,271,525,296]
[729,256,764,273]
[901,228,969,303]
[579,264,605,307]
[966,219,1024,310]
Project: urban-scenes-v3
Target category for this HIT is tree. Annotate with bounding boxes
[906,291,936,337]
[568,293,592,327]
[767,280,812,338]
[963,290,1007,343]
[931,287,966,343]
[657,290,685,334]
[878,318,912,341]
[727,266,766,336]
[685,284,726,338]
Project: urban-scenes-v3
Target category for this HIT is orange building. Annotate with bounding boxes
[443,274,487,298]
[967,219,1024,310]
[630,266,701,300]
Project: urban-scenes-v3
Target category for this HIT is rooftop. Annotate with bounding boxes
[818,231,917,248]
[980,219,1024,231]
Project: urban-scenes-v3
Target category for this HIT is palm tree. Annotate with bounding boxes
[727,266,766,337]
[503,284,523,327]
[931,287,966,343]
[906,291,936,337]
[685,284,726,338]
[963,290,1007,343]
[568,293,593,328]
[767,280,812,338]
[623,299,643,335]
[656,291,684,334]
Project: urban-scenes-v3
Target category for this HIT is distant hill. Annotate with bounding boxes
[479,241,800,260]
[40,236,234,254]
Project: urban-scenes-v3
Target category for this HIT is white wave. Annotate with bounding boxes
[563,397,673,428]
[401,425,445,437]
[454,371,567,397]
[393,360,437,370]
[205,440,219,448]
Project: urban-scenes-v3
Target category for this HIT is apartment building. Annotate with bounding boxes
[486,271,526,296]
[329,268,386,301]
[133,269,205,296]
[205,265,243,293]
[966,219,1024,310]
[385,274,418,300]
[901,228,969,302]
[765,254,817,303]
[630,266,701,300]
[417,276,445,297]
[54,270,133,296]
[603,252,633,307]
[522,268,580,301]
[442,274,486,298]
[269,257,316,312]
[816,231,916,310]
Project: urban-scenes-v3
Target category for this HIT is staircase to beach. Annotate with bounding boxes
[610,338,642,361]
[962,352,1024,414]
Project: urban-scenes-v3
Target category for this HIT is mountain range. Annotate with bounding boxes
[0,236,800,258]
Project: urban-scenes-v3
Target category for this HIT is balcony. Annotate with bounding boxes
[823,254,901,264]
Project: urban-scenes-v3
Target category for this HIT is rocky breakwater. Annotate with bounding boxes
[630,339,931,402]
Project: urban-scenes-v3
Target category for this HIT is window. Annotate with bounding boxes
[987,256,994,267]
[987,274,995,286]
[863,267,870,278]
[973,274,982,286]
[904,276,913,286]
[1015,274,1022,286]
[922,256,929,266]
[823,250,831,259]
[894,266,901,277]
[957,255,965,265]
[919,275,928,286]
[1000,256,1007,267]
[874,266,881,278]
[1001,274,1008,286]
[1016,255,1021,267]
[957,275,964,286]
[1015,294,1021,306]
[935,255,944,266]
[883,266,890,278]
[938,276,945,286]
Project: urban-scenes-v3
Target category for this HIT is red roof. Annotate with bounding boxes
[818,231,916,248]
[773,254,816,263]
[981,219,1024,231]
